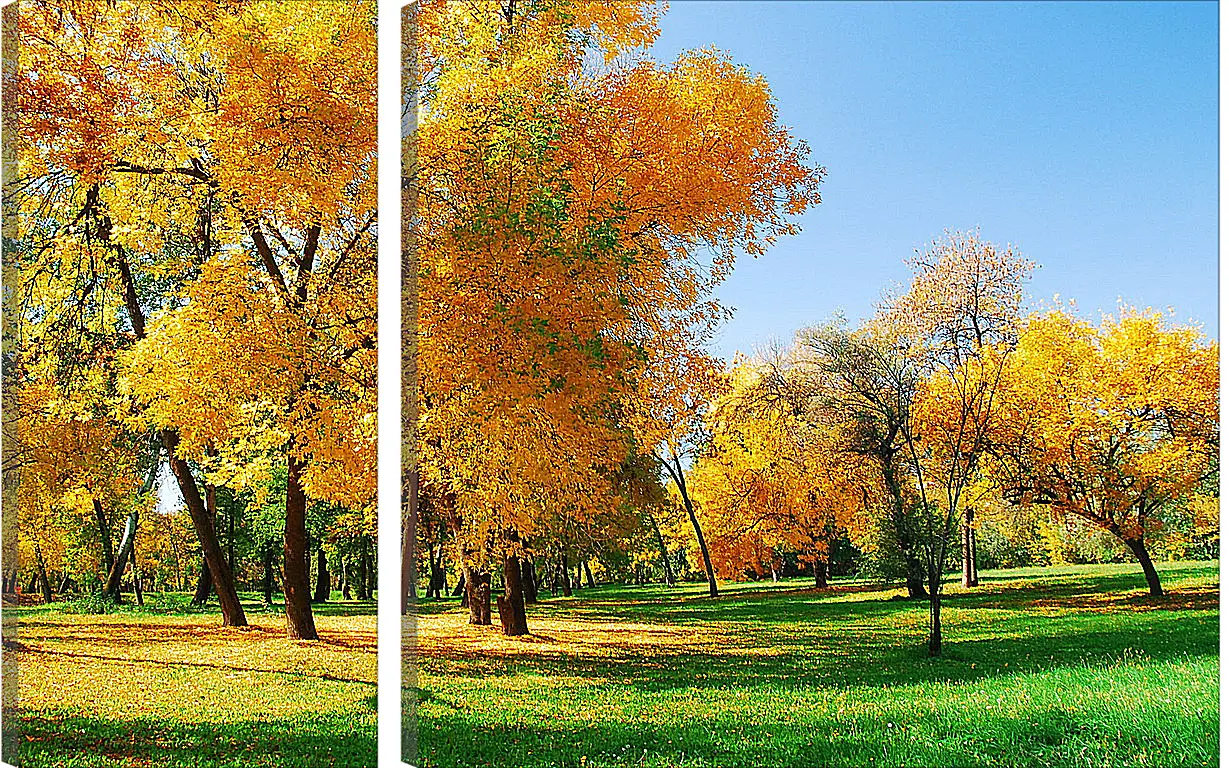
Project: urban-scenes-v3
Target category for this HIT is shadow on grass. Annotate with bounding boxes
[17,711,376,768]
[420,698,1217,768]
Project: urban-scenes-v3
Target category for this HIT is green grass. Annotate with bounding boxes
[12,591,377,767]
[410,561,1218,768]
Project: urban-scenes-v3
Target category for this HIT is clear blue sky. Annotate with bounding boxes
[648,1,1218,360]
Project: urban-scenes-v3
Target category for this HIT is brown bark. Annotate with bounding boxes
[521,558,537,603]
[560,551,572,597]
[164,431,247,626]
[464,567,492,625]
[192,559,212,605]
[813,558,828,589]
[496,554,529,636]
[93,498,115,577]
[312,547,330,603]
[961,510,979,588]
[583,560,596,589]
[927,583,943,657]
[282,457,318,639]
[1124,536,1164,597]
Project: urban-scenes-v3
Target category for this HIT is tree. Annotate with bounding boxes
[414,0,824,634]
[12,0,377,639]
[989,307,1218,597]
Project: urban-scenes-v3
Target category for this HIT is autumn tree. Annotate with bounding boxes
[988,307,1218,596]
[414,0,823,635]
[9,0,377,638]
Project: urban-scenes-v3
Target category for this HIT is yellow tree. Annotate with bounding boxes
[414,0,823,634]
[989,307,1218,596]
[10,0,376,637]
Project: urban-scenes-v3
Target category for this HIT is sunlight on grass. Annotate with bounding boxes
[409,561,1218,768]
[15,595,376,768]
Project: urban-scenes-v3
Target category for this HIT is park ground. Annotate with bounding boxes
[9,593,376,768]
[410,561,1218,768]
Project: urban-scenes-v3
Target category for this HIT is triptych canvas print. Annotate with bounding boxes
[1,1,1219,767]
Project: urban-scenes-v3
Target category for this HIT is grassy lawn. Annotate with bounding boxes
[11,592,376,768]
[410,561,1218,768]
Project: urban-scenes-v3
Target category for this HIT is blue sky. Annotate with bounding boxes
[649,1,1218,360]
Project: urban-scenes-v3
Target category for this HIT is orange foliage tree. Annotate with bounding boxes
[413,0,823,634]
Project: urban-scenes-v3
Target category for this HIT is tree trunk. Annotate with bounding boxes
[583,560,596,589]
[814,558,828,589]
[648,512,674,586]
[521,558,537,604]
[464,566,491,625]
[453,570,466,599]
[164,431,246,626]
[93,497,115,578]
[132,536,144,607]
[33,540,52,605]
[283,457,318,640]
[560,551,572,597]
[262,545,275,605]
[669,454,718,598]
[961,510,979,588]
[313,547,330,603]
[927,584,942,657]
[355,539,370,600]
[496,554,529,636]
[341,556,352,600]
[1124,537,1164,597]
[366,543,377,599]
[401,468,419,614]
[192,558,212,605]
[905,554,928,598]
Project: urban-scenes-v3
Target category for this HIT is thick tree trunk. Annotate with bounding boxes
[814,558,828,589]
[283,457,318,640]
[312,547,330,603]
[496,554,529,636]
[452,571,466,599]
[164,431,246,626]
[521,558,537,604]
[192,558,212,604]
[583,560,596,589]
[93,498,115,577]
[560,551,572,597]
[1124,537,1164,597]
[464,567,491,625]
[648,512,674,586]
[905,554,928,598]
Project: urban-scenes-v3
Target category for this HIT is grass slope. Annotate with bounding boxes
[12,592,377,768]
[411,561,1218,768]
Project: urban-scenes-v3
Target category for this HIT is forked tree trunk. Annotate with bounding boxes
[283,458,318,640]
[93,498,115,577]
[313,547,330,603]
[496,554,529,636]
[1123,537,1164,597]
[464,567,491,625]
[33,540,52,605]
